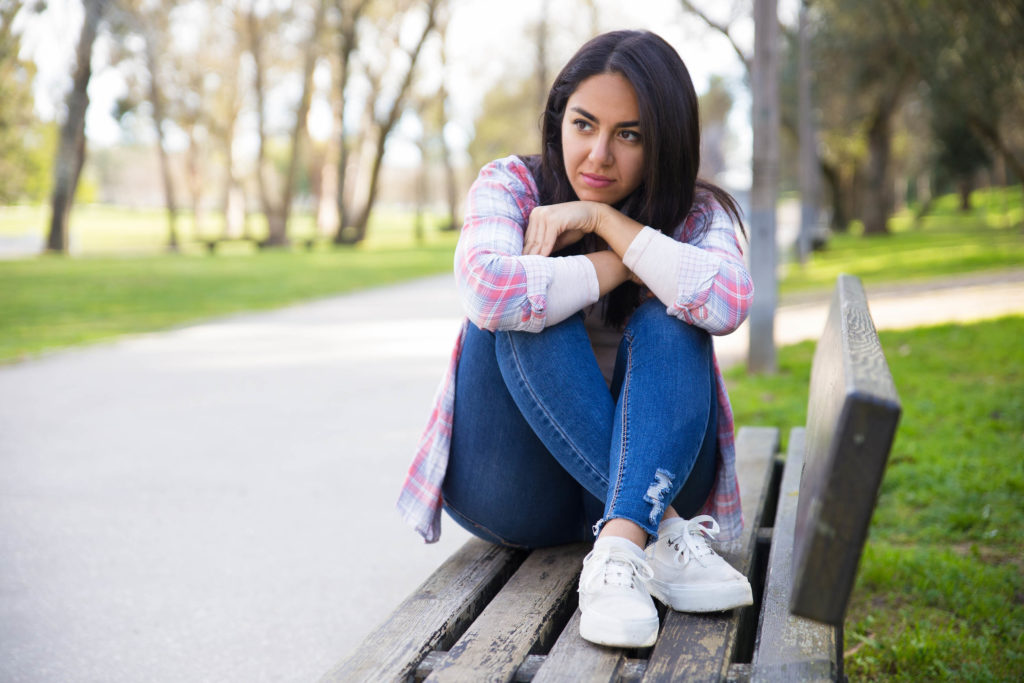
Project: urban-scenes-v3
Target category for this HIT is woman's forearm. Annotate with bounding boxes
[585,250,633,296]
[593,204,645,258]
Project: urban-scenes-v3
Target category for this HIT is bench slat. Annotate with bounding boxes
[424,542,589,682]
[793,274,901,625]
[320,538,525,682]
[752,427,840,682]
[531,610,627,683]
[641,426,778,682]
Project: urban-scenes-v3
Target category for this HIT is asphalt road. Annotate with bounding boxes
[1,269,1022,682]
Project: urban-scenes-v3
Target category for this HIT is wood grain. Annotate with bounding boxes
[793,273,902,625]
[425,542,589,682]
[531,610,626,683]
[320,538,525,682]
[752,428,839,681]
[641,427,778,682]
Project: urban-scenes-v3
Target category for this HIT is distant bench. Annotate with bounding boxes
[323,274,901,682]
[197,236,262,254]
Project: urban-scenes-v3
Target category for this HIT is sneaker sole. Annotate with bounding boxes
[647,579,753,613]
[579,611,659,648]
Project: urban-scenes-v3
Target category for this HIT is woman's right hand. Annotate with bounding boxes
[523,201,604,256]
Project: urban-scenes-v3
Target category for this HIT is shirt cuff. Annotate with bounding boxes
[545,255,600,325]
[622,226,680,306]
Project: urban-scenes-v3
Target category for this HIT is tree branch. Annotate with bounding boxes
[679,0,752,75]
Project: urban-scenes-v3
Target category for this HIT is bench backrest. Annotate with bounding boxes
[792,273,902,626]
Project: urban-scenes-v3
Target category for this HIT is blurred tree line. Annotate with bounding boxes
[795,0,1023,235]
[685,0,1023,238]
[0,0,1021,254]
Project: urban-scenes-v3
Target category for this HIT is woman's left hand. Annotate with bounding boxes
[523,201,606,256]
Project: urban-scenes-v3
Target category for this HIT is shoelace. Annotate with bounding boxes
[579,549,654,592]
[665,515,721,568]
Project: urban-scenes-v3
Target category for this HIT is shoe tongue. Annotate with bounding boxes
[592,537,643,588]
[593,536,644,559]
[603,557,635,587]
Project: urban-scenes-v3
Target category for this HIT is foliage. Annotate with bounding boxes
[725,316,1024,680]
[0,0,42,203]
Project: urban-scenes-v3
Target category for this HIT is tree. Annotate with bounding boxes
[811,0,919,236]
[46,0,105,253]
[336,0,442,245]
[248,0,330,247]
[0,0,43,204]
[331,0,373,244]
[912,2,1024,210]
[122,1,183,251]
[697,75,733,181]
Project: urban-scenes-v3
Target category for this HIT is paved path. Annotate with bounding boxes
[1,269,1022,682]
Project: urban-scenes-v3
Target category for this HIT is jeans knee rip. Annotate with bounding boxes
[643,468,675,525]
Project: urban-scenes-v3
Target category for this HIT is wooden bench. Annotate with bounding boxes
[198,236,262,254]
[323,274,901,682]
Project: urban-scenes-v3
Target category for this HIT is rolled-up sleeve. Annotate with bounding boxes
[454,157,599,331]
[622,199,753,336]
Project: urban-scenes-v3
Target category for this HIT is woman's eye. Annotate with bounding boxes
[573,119,592,131]
[620,129,641,143]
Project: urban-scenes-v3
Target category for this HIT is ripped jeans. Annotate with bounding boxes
[442,298,718,549]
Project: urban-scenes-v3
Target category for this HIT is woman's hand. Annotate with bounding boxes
[523,201,607,256]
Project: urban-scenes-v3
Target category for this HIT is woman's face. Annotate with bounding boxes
[561,72,645,205]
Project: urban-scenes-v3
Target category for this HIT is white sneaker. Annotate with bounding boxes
[578,537,659,648]
[644,515,753,613]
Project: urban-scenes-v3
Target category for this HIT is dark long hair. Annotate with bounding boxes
[520,30,744,327]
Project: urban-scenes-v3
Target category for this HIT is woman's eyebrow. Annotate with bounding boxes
[569,106,639,128]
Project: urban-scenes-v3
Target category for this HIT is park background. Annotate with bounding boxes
[0,0,1021,681]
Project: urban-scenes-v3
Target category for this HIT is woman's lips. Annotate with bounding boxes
[581,173,614,188]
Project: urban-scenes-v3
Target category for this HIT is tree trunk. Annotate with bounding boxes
[344,0,439,244]
[862,106,893,235]
[269,0,328,247]
[820,160,847,233]
[957,178,973,212]
[248,6,282,247]
[46,0,104,253]
[331,0,372,245]
[748,0,779,374]
[144,37,180,252]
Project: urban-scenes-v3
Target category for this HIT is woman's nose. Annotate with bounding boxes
[588,135,613,164]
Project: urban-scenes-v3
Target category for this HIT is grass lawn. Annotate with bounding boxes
[0,206,458,362]
[780,186,1023,296]
[726,316,1024,680]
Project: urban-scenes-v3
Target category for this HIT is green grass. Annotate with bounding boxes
[725,316,1024,680]
[0,206,458,362]
[780,185,1024,295]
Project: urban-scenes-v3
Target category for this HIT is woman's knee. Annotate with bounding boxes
[625,298,711,355]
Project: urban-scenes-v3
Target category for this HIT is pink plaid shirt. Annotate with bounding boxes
[398,156,754,543]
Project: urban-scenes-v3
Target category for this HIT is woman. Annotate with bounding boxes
[398,30,754,648]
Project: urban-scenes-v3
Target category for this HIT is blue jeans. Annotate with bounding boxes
[442,299,717,549]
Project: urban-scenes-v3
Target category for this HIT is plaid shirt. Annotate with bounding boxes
[398,156,754,543]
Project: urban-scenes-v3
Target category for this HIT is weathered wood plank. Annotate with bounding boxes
[531,610,626,683]
[320,538,525,682]
[641,427,779,682]
[425,542,589,682]
[752,428,839,682]
[793,274,901,625]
